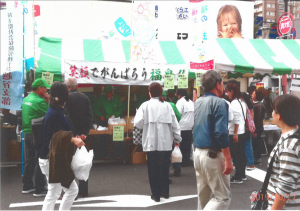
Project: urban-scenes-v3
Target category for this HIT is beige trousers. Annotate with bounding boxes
[194,148,231,210]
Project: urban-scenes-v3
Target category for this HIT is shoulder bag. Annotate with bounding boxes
[250,134,298,210]
[238,99,256,134]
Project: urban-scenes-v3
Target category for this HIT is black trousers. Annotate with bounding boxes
[252,131,263,160]
[147,150,172,198]
[22,134,46,191]
[229,133,246,179]
[180,130,193,165]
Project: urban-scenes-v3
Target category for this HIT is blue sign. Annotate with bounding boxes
[114,17,131,37]
[255,16,263,36]
[291,28,296,39]
[269,23,278,39]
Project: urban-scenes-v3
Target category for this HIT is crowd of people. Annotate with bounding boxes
[20,70,300,210]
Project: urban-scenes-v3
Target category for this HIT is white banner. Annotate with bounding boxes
[64,60,189,86]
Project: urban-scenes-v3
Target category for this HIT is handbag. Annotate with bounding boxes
[250,134,298,210]
[238,100,256,134]
[133,126,143,145]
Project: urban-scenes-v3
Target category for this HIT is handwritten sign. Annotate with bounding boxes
[164,75,174,89]
[41,72,54,86]
[196,73,203,87]
[178,74,188,89]
[113,126,124,141]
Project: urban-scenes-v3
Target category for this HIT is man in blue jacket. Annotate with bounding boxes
[193,70,233,210]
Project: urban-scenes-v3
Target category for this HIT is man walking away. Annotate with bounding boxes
[22,78,50,197]
[193,70,233,210]
[65,78,93,197]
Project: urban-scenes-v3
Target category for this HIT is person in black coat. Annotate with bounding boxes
[65,78,93,198]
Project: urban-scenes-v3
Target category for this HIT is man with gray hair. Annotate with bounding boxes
[65,77,93,197]
[193,70,233,210]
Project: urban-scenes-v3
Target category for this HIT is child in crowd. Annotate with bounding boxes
[217,5,243,38]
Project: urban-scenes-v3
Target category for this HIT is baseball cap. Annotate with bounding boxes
[32,78,51,89]
[103,85,112,92]
[162,91,167,97]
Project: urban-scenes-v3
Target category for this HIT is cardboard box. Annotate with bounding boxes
[124,116,134,131]
[132,146,147,164]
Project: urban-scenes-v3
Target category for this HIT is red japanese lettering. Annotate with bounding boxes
[69,65,79,78]
[2,97,11,105]
[79,66,89,79]
[3,72,12,80]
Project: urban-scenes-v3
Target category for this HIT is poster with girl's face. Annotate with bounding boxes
[190,1,254,64]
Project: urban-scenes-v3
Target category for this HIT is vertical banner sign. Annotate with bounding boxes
[195,72,203,87]
[0,5,23,110]
[178,74,188,89]
[41,72,54,86]
[113,126,124,141]
[164,75,175,89]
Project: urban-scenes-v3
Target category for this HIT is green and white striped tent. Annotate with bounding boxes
[36,37,300,82]
[214,39,300,77]
[36,37,189,82]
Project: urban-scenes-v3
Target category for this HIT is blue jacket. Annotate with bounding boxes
[193,92,229,149]
[40,106,71,159]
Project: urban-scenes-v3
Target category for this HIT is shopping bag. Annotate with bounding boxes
[71,146,94,181]
[131,145,147,164]
[133,126,143,145]
[171,146,182,163]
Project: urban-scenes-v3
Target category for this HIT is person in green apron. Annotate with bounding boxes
[100,85,124,161]
[166,89,178,104]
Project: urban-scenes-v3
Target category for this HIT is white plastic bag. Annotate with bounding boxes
[71,146,94,181]
[171,146,182,163]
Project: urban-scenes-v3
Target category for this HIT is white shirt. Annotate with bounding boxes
[222,99,234,122]
[176,97,194,131]
[228,99,246,135]
[134,98,182,151]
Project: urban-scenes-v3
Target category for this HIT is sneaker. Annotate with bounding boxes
[230,176,243,184]
[246,165,255,171]
[22,188,35,194]
[242,176,247,181]
[33,189,48,197]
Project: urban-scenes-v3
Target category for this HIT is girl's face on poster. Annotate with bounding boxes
[221,12,239,33]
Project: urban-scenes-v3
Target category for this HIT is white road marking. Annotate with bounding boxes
[245,168,267,182]
[9,194,197,208]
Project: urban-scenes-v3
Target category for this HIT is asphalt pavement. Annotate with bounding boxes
[0,155,270,210]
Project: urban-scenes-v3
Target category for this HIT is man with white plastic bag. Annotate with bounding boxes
[65,78,93,197]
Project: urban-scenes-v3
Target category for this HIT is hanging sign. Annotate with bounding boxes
[113,126,124,141]
[195,72,203,87]
[178,74,188,89]
[164,75,175,89]
[41,72,54,86]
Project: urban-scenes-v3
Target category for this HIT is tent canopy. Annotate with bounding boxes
[214,39,300,76]
[36,37,300,83]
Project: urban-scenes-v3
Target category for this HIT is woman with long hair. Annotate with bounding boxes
[225,83,247,184]
[134,82,181,202]
[39,82,85,210]
[176,89,194,167]
[266,95,300,210]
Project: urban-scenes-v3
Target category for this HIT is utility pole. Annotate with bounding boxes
[282,0,289,94]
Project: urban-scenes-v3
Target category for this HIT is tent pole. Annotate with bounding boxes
[127,85,130,138]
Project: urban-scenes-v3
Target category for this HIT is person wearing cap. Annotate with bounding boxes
[86,84,104,125]
[100,85,123,123]
[100,85,124,160]
[166,89,178,104]
[21,78,50,197]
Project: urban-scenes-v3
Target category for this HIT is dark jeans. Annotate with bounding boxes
[22,134,46,191]
[180,130,193,165]
[252,131,263,160]
[229,133,246,179]
[147,150,172,198]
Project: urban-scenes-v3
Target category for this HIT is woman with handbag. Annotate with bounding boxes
[225,83,247,184]
[134,82,182,202]
[39,82,85,210]
[265,95,300,210]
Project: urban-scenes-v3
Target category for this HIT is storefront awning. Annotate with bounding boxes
[214,39,300,76]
